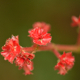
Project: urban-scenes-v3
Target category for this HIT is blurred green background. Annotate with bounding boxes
[0,0,80,80]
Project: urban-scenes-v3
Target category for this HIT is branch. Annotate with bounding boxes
[23,43,80,53]
[38,43,80,53]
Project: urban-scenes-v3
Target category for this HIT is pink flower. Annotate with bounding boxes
[54,52,75,75]
[71,16,80,27]
[1,35,21,63]
[1,35,35,75]
[28,27,52,45]
[15,51,35,75]
[33,22,50,32]
[15,51,35,66]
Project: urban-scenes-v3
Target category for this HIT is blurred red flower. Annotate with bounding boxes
[33,22,50,32]
[71,16,80,27]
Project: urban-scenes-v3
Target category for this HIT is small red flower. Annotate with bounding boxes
[71,16,80,27]
[54,52,75,75]
[1,35,21,63]
[28,27,52,45]
[33,22,50,32]
[15,51,35,75]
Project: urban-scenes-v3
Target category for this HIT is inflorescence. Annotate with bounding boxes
[1,16,80,75]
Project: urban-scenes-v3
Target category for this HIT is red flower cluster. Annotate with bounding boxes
[15,51,35,75]
[0,22,76,75]
[71,16,80,27]
[1,35,35,75]
[28,27,52,45]
[33,22,50,32]
[1,22,51,75]
[54,52,75,75]
[1,36,21,63]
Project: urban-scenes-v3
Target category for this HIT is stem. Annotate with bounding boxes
[55,44,79,52]
[52,49,61,59]
[22,44,37,52]
[38,43,80,53]
[23,43,80,53]
[23,47,35,52]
